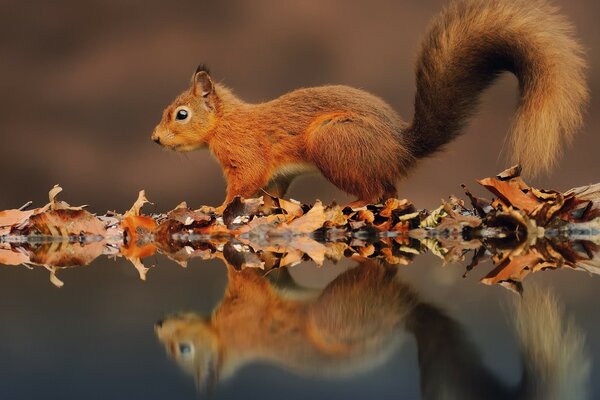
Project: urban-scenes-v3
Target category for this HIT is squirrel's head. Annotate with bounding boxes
[155,312,222,396]
[152,65,218,151]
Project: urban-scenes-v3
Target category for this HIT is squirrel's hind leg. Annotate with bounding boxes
[347,183,397,208]
[348,184,398,208]
[305,115,404,203]
[263,175,294,198]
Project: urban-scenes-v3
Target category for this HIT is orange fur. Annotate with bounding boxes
[155,261,420,394]
[155,261,590,399]
[410,0,588,174]
[152,0,588,205]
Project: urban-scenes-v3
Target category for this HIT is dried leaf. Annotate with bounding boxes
[380,198,411,218]
[48,185,63,208]
[323,205,348,226]
[481,251,542,285]
[356,209,375,223]
[280,249,304,268]
[0,247,29,265]
[3,169,600,292]
[47,267,64,288]
[223,196,264,227]
[478,177,541,214]
[27,209,106,236]
[276,198,304,218]
[286,201,327,233]
[125,190,151,217]
[496,165,522,180]
[29,241,105,268]
[288,236,328,266]
[166,208,212,226]
[126,257,149,281]
[0,209,36,229]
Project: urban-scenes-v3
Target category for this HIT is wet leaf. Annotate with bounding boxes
[26,209,106,236]
[0,209,36,230]
[125,190,151,217]
[223,196,264,227]
[0,246,29,265]
[287,201,327,233]
[2,167,600,291]
[478,177,542,214]
[276,197,304,218]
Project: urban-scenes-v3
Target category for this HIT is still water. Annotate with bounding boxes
[0,252,596,400]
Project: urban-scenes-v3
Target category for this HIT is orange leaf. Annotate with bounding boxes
[478,177,542,213]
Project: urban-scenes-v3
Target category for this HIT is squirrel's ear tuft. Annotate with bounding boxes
[195,64,210,75]
[192,65,213,97]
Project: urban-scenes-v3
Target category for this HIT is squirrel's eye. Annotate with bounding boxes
[178,342,193,355]
[175,109,189,120]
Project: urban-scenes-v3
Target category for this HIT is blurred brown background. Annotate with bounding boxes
[0,2,599,398]
[0,0,598,213]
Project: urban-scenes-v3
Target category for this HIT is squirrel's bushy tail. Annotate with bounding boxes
[408,0,588,175]
[514,288,590,400]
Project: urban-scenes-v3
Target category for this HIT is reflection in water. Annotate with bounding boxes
[2,169,600,289]
[0,172,596,398]
[1,169,600,290]
[1,216,599,292]
[155,260,590,399]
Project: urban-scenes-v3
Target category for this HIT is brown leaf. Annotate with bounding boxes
[288,236,328,266]
[121,215,157,260]
[27,209,107,236]
[242,214,289,234]
[166,207,212,227]
[324,242,348,262]
[323,205,349,227]
[478,177,542,214]
[0,209,36,229]
[286,201,327,233]
[380,247,411,265]
[276,198,304,218]
[47,185,86,211]
[280,249,304,268]
[126,257,149,281]
[565,183,600,201]
[380,198,412,218]
[349,220,366,230]
[223,242,264,270]
[29,241,106,268]
[355,209,375,223]
[374,220,392,231]
[125,190,151,217]
[46,266,64,288]
[0,246,29,265]
[496,165,522,180]
[358,244,375,258]
[223,196,264,227]
[481,251,542,285]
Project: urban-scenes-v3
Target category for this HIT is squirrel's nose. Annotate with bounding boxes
[155,318,164,328]
[153,136,161,145]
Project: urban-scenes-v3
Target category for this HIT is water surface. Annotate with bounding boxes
[0,251,596,399]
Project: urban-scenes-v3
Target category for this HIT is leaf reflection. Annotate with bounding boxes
[155,259,590,399]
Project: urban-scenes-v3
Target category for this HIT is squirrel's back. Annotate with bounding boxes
[408,0,588,175]
[151,0,588,203]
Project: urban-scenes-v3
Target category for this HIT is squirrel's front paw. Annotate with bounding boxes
[215,203,228,215]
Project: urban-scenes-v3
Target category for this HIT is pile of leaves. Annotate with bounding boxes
[428,166,600,291]
[0,166,599,290]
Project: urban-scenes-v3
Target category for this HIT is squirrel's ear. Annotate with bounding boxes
[192,65,214,98]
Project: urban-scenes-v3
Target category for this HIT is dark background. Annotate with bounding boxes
[1,0,598,212]
[0,1,599,399]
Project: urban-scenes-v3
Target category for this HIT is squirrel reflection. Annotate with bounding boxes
[155,260,589,399]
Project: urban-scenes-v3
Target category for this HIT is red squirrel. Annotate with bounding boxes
[152,0,588,208]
